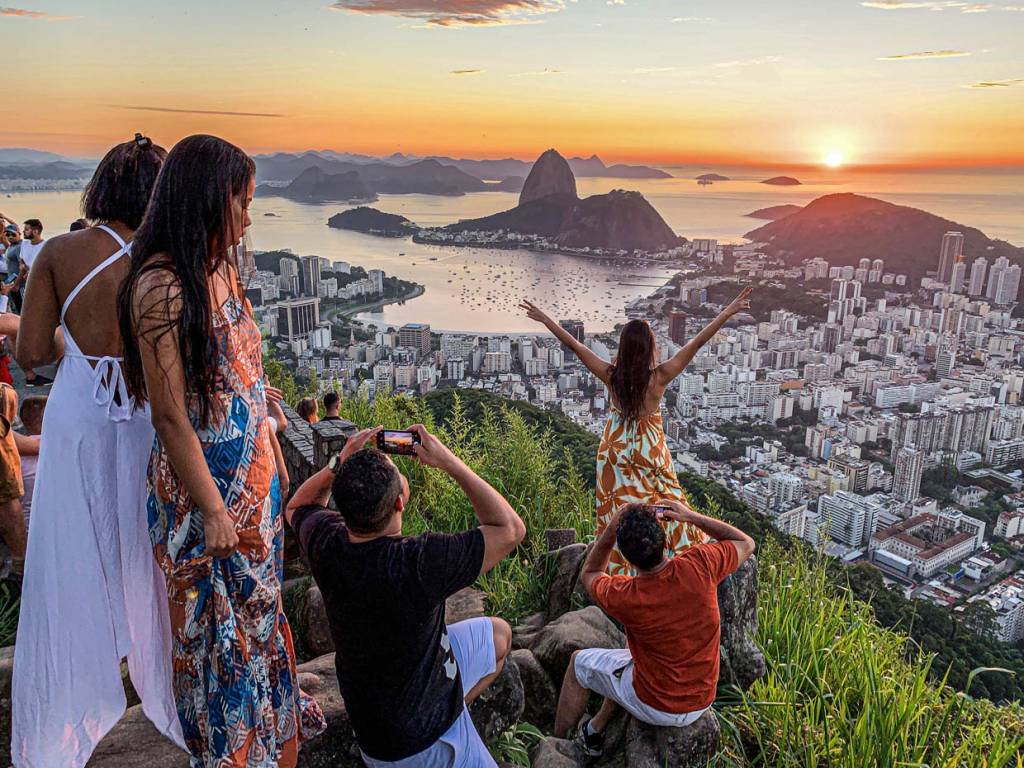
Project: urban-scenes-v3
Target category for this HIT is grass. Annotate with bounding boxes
[718,538,1024,768]
[0,583,18,646]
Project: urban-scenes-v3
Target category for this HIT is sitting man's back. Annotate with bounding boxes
[554,500,756,757]
[287,424,526,767]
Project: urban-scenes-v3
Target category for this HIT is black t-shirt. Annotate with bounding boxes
[293,505,485,761]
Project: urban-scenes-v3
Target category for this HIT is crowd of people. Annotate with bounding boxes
[0,131,755,768]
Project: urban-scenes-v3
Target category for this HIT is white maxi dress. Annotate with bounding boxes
[11,226,185,767]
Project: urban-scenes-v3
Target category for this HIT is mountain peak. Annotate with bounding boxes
[519,149,578,206]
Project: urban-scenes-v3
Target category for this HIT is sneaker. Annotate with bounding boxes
[26,374,52,386]
[574,717,604,758]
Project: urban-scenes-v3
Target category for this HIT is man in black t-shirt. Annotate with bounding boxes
[286,424,526,767]
[321,391,343,421]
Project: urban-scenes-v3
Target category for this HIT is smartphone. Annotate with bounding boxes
[376,429,421,455]
[649,505,673,519]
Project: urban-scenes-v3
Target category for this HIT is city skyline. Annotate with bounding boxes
[0,0,1022,167]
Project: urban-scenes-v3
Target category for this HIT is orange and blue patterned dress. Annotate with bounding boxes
[147,295,325,767]
[596,406,707,575]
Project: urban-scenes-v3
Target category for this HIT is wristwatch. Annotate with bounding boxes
[328,454,343,475]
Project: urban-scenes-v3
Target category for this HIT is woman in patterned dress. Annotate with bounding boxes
[520,288,751,574]
[119,135,325,767]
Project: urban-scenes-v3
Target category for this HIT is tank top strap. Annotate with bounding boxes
[59,225,132,324]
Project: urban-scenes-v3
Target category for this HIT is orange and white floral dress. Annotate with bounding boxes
[595,406,707,575]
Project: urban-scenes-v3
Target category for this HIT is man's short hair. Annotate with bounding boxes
[19,395,46,435]
[332,450,402,534]
[616,504,666,570]
[323,391,340,411]
[24,219,42,233]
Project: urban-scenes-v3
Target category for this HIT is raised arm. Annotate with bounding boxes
[410,423,526,575]
[520,299,611,384]
[134,268,238,558]
[657,498,755,564]
[655,287,751,384]
[284,426,380,525]
[579,504,629,595]
[14,241,65,370]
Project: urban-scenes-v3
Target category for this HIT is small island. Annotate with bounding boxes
[327,207,418,238]
[745,204,803,220]
[696,173,730,182]
[761,176,801,186]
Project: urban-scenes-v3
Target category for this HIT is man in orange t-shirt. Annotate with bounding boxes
[554,499,756,756]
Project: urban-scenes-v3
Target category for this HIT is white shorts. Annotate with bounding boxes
[361,617,499,768]
[574,648,710,728]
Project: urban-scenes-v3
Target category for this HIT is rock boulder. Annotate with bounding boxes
[469,656,525,742]
[532,606,625,682]
[511,649,558,730]
[717,555,766,691]
[520,149,578,206]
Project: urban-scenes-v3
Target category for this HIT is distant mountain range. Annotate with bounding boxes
[761,176,801,186]
[745,193,1024,282]
[253,150,671,186]
[0,160,93,180]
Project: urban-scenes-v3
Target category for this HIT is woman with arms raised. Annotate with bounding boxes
[521,288,751,574]
[12,135,186,767]
[118,135,324,767]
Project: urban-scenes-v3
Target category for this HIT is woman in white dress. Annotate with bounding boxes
[11,135,186,767]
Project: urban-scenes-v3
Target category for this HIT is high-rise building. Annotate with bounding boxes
[277,297,321,341]
[558,319,585,359]
[950,258,967,294]
[937,231,964,284]
[817,490,888,547]
[669,311,687,346]
[996,264,1021,305]
[968,257,987,297]
[299,255,322,297]
[398,322,432,357]
[986,256,1009,300]
[822,324,842,353]
[368,268,385,295]
[893,447,924,502]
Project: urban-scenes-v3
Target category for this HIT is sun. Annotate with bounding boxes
[825,150,845,168]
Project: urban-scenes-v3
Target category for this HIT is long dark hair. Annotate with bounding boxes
[82,133,167,229]
[609,319,656,422]
[118,134,255,428]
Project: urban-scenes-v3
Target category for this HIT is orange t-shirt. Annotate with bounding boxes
[590,541,739,713]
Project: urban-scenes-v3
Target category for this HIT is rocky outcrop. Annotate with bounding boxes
[624,710,721,767]
[520,149,578,206]
[531,606,626,682]
[511,648,558,730]
[544,543,587,620]
[718,556,766,690]
[555,189,680,252]
[469,657,525,742]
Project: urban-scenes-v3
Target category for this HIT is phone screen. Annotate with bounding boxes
[378,430,420,455]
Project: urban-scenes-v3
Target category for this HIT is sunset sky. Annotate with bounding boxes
[1,0,1022,167]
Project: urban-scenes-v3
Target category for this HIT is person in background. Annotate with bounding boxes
[119,134,324,766]
[266,384,291,501]
[520,288,752,575]
[286,423,526,768]
[3,223,23,313]
[12,134,186,767]
[0,382,24,580]
[14,395,44,529]
[70,218,89,232]
[321,390,343,421]
[555,500,755,756]
[298,395,319,424]
[18,219,44,272]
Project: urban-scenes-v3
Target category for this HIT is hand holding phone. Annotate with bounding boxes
[376,429,421,455]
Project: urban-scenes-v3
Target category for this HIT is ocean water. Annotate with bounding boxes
[3,167,1020,333]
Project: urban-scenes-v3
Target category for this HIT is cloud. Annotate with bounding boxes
[329,0,564,27]
[861,1,1022,11]
[451,68,485,75]
[0,6,75,20]
[964,77,1024,87]
[878,49,972,59]
[108,105,287,118]
[632,66,676,74]
[672,16,714,22]
[510,68,563,76]
[714,55,783,68]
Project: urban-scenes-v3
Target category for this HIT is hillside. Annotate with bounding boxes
[746,203,803,220]
[257,166,376,204]
[520,148,577,205]
[327,207,417,237]
[745,193,1024,283]
[761,175,801,185]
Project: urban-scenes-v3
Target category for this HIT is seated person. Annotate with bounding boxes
[554,499,756,756]
[285,423,526,767]
[321,391,343,421]
[15,395,45,528]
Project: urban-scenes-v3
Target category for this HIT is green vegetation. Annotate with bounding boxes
[719,538,1024,767]
[0,583,19,646]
